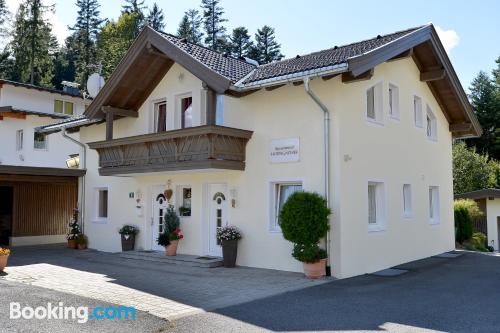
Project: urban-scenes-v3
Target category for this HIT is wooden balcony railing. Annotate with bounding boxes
[87,125,253,176]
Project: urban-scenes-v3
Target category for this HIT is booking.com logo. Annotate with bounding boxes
[10,302,136,323]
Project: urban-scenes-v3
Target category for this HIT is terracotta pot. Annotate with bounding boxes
[303,259,327,279]
[77,244,87,250]
[165,240,179,256]
[0,255,9,272]
[67,240,77,249]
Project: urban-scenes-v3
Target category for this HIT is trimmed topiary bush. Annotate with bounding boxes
[292,243,327,263]
[279,192,331,245]
[454,206,473,244]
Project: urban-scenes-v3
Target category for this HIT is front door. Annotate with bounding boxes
[207,183,228,257]
[152,185,169,251]
[0,186,13,246]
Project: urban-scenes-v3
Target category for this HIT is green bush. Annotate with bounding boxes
[279,192,331,245]
[471,232,488,252]
[454,199,483,219]
[454,206,473,244]
[292,243,327,263]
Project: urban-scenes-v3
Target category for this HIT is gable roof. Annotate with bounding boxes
[82,24,480,138]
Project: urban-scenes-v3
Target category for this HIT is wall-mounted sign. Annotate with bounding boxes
[270,138,300,163]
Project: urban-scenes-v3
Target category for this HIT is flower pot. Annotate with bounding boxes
[165,240,179,256]
[77,244,87,250]
[0,255,9,272]
[221,239,238,268]
[121,234,136,252]
[67,240,77,249]
[303,259,326,279]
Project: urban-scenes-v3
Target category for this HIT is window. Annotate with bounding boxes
[54,100,74,115]
[429,186,440,224]
[270,182,302,232]
[388,84,399,119]
[179,186,192,217]
[181,96,193,128]
[413,96,423,127]
[368,181,385,232]
[16,130,23,151]
[33,132,47,150]
[54,100,64,113]
[216,94,224,125]
[96,189,108,220]
[366,82,383,124]
[154,101,167,132]
[426,105,437,141]
[403,184,412,217]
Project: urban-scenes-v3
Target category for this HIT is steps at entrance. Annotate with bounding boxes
[119,251,223,268]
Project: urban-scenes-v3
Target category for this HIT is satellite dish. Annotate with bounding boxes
[86,73,105,98]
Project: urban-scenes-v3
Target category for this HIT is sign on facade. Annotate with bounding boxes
[270,138,300,163]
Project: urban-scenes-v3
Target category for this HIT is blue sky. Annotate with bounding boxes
[6,0,500,90]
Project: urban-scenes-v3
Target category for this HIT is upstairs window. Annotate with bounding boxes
[54,100,74,115]
[426,105,437,141]
[154,101,167,132]
[54,100,64,114]
[368,181,385,232]
[64,101,74,115]
[403,184,412,217]
[388,83,399,119]
[181,96,193,128]
[34,132,47,150]
[414,96,423,128]
[16,130,23,151]
[429,186,440,224]
[366,82,383,124]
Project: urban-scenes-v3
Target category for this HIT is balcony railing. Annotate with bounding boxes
[87,125,253,176]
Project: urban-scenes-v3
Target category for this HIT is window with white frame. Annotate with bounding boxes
[270,182,303,232]
[54,100,74,115]
[403,184,412,217]
[154,101,167,132]
[16,130,23,151]
[181,96,193,128]
[96,188,108,220]
[178,186,192,217]
[366,82,383,124]
[413,95,423,127]
[429,186,440,224]
[388,83,400,119]
[215,94,224,125]
[426,105,437,141]
[368,181,385,231]
[33,132,47,150]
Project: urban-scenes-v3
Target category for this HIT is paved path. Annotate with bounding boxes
[168,251,500,333]
[1,245,330,320]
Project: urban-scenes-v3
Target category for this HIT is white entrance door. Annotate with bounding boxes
[152,185,169,251]
[207,183,228,257]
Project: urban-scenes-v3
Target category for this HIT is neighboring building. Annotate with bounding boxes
[455,189,500,251]
[39,24,481,278]
[0,80,88,246]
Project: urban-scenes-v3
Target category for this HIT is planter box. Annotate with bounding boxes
[121,234,136,251]
[221,240,238,268]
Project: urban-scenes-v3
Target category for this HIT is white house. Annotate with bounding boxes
[0,80,88,246]
[38,24,481,278]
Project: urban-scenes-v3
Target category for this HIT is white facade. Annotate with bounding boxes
[0,83,88,168]
[78,57,456,278]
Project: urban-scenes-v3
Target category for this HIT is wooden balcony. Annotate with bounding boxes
[87,125,253,176]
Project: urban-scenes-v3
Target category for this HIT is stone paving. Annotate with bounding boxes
[0,245,331,320]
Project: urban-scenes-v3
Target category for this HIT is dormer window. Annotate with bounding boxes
[181,96,193,128]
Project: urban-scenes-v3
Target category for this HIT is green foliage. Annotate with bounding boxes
[76,234,88,245]
[146,3,165,31]
[227,27,253,58]
[247,25,284,64]
[67,209,81,240]
[454,206,473,244]
[279,192,330,245]
[177,9,203,44]
[292,243,327,263]
[156,232,170,247]
[453,142,499,195]
[454,199,484,219]
[201,0,227,51]
[118,225,139,235]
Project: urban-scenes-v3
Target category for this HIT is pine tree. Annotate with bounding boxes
[52,34,78,90]
[177,9,203,44]
[10,0,56,86]
[227,27,252,58]
[248,25,284,64]
[69,0,105,87]
[0,0,8,34]
[201,0,227,51]
[121,0,145,37]
[146,3,165,31]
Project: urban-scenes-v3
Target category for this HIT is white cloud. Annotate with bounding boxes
[435,26,460,54]
[5,0,69,45]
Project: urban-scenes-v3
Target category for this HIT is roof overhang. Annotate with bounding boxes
[455,189,500,200]
[0,165,86,177]
[0,106,69,120]
[84,27,231,120]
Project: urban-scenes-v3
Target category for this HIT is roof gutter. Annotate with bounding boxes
[303,76,332,276]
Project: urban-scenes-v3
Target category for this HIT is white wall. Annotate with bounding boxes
[80,57,456,278]
[486,199,500,250]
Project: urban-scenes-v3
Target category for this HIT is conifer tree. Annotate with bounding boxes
[146,3,165,31]
[201,0,227,51]
[248,25,284,64]
[227,26,252,58]
[177,9,203,44]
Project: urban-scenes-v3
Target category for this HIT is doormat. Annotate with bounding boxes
[370,268,409,277]
[196,256,216,260]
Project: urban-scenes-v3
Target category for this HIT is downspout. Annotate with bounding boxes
[303,77,332,276]
[62,129,86,234]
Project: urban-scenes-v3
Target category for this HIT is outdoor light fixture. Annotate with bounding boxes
[66,154,80,169]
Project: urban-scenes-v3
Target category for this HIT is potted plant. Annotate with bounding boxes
[76,234,88,250]
[217,225,242,268]
[67,209,81,249]
[157,206,184,256]
[119,225,139,251]
[178,206,191,217]
[0,247,10,272]
[279,192,331,279]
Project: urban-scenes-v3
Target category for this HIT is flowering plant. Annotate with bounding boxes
[169,228,184,241]
[216,225,242,241]
[119,225,139,235]
[0,248,11,256]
